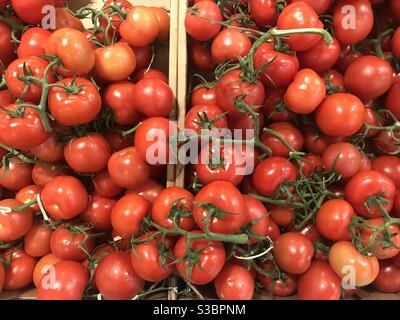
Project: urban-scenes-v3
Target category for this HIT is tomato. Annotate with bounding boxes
[374,130,400,155]
[216,70,265,118]
[99,0,132,29]
[359,106,381,138]
[132,68,169,84]
[41,175,89,220]
[258,261,298,297]
[185,104,228,131]
[134,117,178,166]
[120,6,159,47]
[333,0,374,45]
[0,199,33,242]
[269,206,295,228]
[11,0,55,24]
[45,28,95,74]
[228,110,265,139]
[249,0,278,29]
[329,241,379,287]
[185,1,222,41]
[133,79,173,117]
[130,232,173,282]
[386,83,400,120]
[277,2,323,52]
[111,194,150,236]
[151,187,195,231]
[126,179,164,204]
[393,27,400,59]
[253,43,299,89]
[189,40,213,70]
[129,45,152,71]
[298,38,341,73]
[174,232,225,285]
[2,248,37,290]
[53,7,84,30]
[344,56,393,101]
[372,261,400,293]
[48,77,101,126]
[24,220,53,257]
[344,170,396,218]
[37,260,88,300]
[29,132,65,163]
[105,130,131,152]
[252,157,297,197]
[95,43,136,82]
[316,199,355,241]
[64,133,111,174]
[320,69,346,93]
[15,184,40,213]
[214,264,254,300]
[150,7,170,42]
[360,218,400,260]
[95,251,145,300]
[93,170,124,198]
[297,261,341,300]
[31,164,70,188]
[371,156,400,189]
[17,27,51,58]
[211,29,251,63]
[0,90,13,108]
[315,93,366,137]
[261,122,303,158]
[273,232,314,274]
[0,158,33,191]
[0,21,15,67]
[290,0,331,15]
[33,253,61,288]
[193,181,246,234]
[81,194,115,231]
[322,142,362,179]
[5,57,55,103]
[191,84,217,106]
[296,154,324,178]
[103,81,141,125]
[300,223,321,242]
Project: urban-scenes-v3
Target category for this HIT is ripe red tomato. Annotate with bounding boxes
[95,43,136,81]
[41,175,89,220]
[258,261,298,297]
[107,147,150,189]
[193,181,246,234]
[0,21,15,67]
[81,194,115,231]
[95,251,145,300]
[214,264,254,300]
[191,84,217,106]
[297,261,341,300]
[149,7,170,42]
[189,39,213,70]
[111,194,150,236]
[17,27,51,58]
[344,170,396,218]
[185,104,228,131]
[45,28,95,74]
[93,170,124,198]
[316,199,355,241]
[269,206,295,228]
[249,0,278,29]
[185,1,222,41]
[393,27,400,58]
[277,2,323,52]
[16,184,41,213]
[37,260,88,300]
[11,0,55,24]
[54,7,84,31]
[273,232,314,274]
[211,29,251,63]
[0,199,33,242]
[344,56,393,101]
[29,132,65,163]
[371,156,400,189]
[24,221,53,257]
[322,142,362,178]
[31,164,70,188]
[126,179,164,204]
[130,232,173,282]
[132,68,169,84]
[329,241,379,287]
[32,253,61,288]
[385,83,400,120]
[315,93,366,137]
[174,232,225,285]
[120,6,159,47]
[372,261,400,293]
[2,248,37,290]
[252,157,297,197]
[0,90,13,108]
[290,0,331,15]
[333,0,374,45]
[151,187,195,231]
[105,130,131,152]
[64,133,111,174]
[296,154,324,178]
[133,79,173,117]
[0,158,32,191]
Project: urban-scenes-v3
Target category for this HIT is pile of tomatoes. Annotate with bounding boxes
[1,0,400,302]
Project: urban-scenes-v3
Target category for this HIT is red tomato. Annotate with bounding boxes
[54,7,84,31]
[2,248,37,290]
[111,194,150,236]
[297,261,341,300]
[126,179,164,204]
[174,232,225,285]
[269,206,295,228]
[16,184,41,213]
[273,232,314,274]
[81,194,116,231]
[24,221,53,257]
[315,93,366,137]
[93,170,124,198]
[150,7,170,42]
[151,187,195,231]
[189,39,213,70]
[0,90,13,108]
[277,2,323,52]
[290,0,331,15]
[371,156,400,189]
[17,27,51,58]
[193,181,246,234]
[185,104,228,131]
[262,122,304,157]
[211,29,251,63]
[322,142,362,178]
[372,261,400,293]
[37,260,88,300]
[130,45,152,71]
[296,154,324,178]
[95,251,145,300]
[0,21,15,67]
[0,158,32,191]
[249,0,278,29]
[329,241,379,287]
[11,0,55,24]
[385,83,400,120]
[333,0,374,45]
[191,84,217,106]
[316,199,355,241]
[29,132,65,163]
[105,130,131,152]
[214,264,254,300]
[107,147,150,189]
[33,253,61,288]
[0,199,33,242]
[258,261,298,297]
[41,175,89,220]
[261,89,291,122]
[185,1,222,41]
[132,68,169,84]
[31,164,70,188]
[344,170,396,218]
[393,27,400,58]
